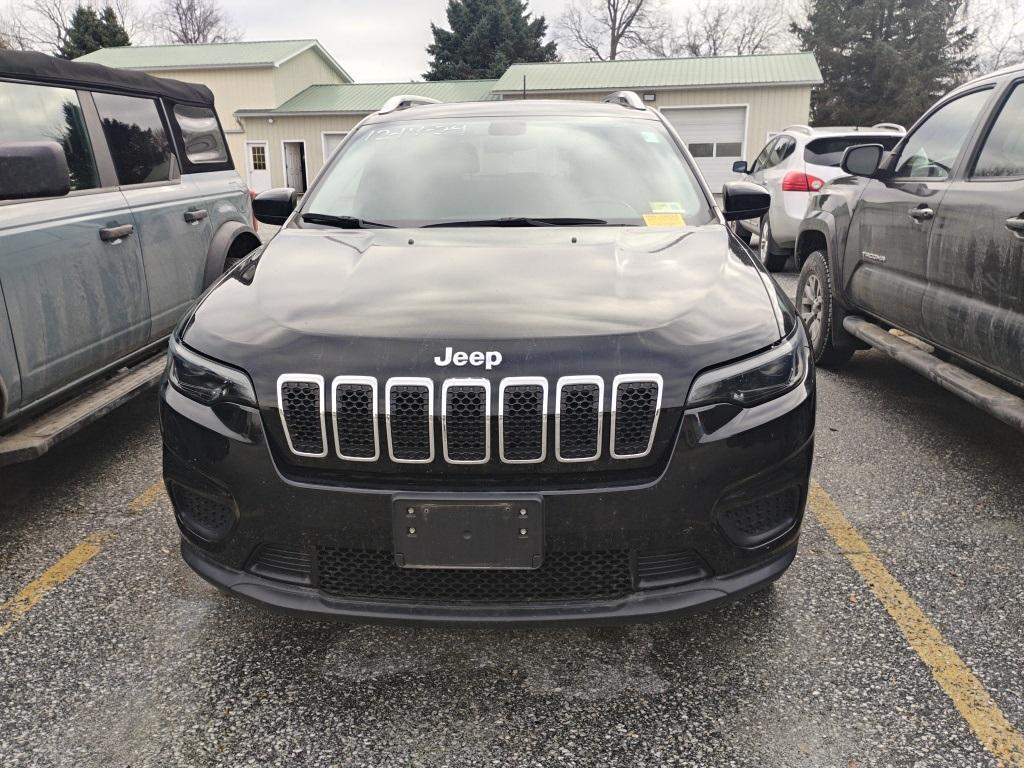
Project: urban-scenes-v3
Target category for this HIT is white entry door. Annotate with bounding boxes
[282,141,307,192]
[661,106,747,192]
[245,141,271,193]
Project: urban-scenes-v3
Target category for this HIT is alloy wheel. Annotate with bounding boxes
[800,273,824,345]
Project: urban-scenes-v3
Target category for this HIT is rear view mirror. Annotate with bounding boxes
[0,141,71,200]
[732,160,748,174]
[253,187,297,225]
[721,181,770,221]
[841,144,884,178]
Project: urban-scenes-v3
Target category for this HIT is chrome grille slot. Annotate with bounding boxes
[611,375,662,459]
[332,376,379,461]
[278,374,327,457]
[555,376,604,462]
[386,378,434,463]
[441,379,490,464]
[499,377,547,463]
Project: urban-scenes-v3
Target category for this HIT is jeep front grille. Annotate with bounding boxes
[555,376,603,462]
[499,378,547,463]
[611,375,662,459]
[386,378,434,463]
[276,374,662,466]
[278,375,327,457]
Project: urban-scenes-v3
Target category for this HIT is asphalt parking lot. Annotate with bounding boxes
[1,269,1023,768]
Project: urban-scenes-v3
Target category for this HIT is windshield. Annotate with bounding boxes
[302,115,713,228]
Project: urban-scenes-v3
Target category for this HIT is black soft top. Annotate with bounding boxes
[0,49,214,107]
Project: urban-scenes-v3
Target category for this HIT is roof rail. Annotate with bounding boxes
[379,94,442,115]
[782,124,814,135]
[603,90,645,111]
[871,122,906,133]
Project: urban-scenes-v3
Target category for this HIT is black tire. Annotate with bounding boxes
[758,218,789,272]
[797,250,855,369]
[731,219,753,245]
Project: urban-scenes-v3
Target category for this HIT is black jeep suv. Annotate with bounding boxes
[160,93,815,624]
[796,66,1024,431]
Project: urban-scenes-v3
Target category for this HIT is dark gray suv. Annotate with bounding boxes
[0,51,261,461]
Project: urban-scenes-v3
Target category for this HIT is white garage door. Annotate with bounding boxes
[661,107,746,193]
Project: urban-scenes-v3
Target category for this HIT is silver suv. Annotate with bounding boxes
[0,51,260,458]
[733,123,904,270]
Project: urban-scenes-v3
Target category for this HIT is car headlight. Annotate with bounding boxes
[167,337,257,407]
[687,333,808,409]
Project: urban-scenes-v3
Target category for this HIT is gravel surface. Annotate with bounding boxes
[1,267,1021,767]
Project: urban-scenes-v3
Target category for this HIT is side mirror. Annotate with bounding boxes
[732,160,748,175]
[721,181,770,221]
[841,144,884,178]
[253,187,297,225]
[0,141,71,200]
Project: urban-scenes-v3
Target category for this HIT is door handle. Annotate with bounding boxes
[1005,216,1024,237]
[99,224,134,242]
[909,207,934,221]
[184,209,208,224]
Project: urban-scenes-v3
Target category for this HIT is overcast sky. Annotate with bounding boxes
[219,0,636,82]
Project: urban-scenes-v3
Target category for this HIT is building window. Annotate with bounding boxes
[250,144,266,170]
[689,142,714,158]
[715,142,743,158]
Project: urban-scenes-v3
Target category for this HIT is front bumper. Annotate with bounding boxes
[160,371,815,626]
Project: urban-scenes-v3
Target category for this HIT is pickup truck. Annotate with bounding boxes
[795,64,1024,432]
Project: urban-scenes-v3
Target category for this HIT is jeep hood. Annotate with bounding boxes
[183,225,787,405]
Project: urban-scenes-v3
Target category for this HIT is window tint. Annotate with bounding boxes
[973,83,1024,178]
[804,135,902,167]
[173,104,227,164]
[893,89,991,179]
[93,92,173,184]
[768,138,794,166]
[750,139,776,172]
[0,81,99,191]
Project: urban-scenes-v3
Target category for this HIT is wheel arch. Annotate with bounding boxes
[202,221,261,288]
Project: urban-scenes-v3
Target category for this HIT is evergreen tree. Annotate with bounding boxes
[794,0,976,127]
[60,5,131,60]
[425,0,557,81]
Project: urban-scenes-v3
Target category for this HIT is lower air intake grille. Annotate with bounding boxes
[612,378,660,458]
[636,550,709,589]
[443,383,488,462]
[280,378,325,456]
[248,544,313,585]
[557,380,602,461]
[718,486,801,547]
[334,381,377,460]
[500,382,545,462]
[316,548,633,603]
[387,382,432,462]
[171,485,235,542]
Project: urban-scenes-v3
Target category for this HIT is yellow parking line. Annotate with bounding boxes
[128,479,166,512]
[808,482,1024,768]
[0,532,112,638]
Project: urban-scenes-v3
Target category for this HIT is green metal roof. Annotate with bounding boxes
[238,80,499,115]
[76,39,350,80]
[492,53,822,92]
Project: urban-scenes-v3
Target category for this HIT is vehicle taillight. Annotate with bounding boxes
[249,188,259,233]
[782,171,825,192]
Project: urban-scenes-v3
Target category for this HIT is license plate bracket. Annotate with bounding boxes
[392,497,543,570]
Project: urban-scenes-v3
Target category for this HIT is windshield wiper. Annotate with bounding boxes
[301,213,395,229]
[422,217,609,228]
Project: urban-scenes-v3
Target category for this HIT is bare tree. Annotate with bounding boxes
[0,0,151,54]
[557,0,672,60]
[970,0,1024,72]
[155,0,242,45]
[644,0,794,57]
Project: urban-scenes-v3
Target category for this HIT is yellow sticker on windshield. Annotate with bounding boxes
[643,213,686,227]
[649,201,685,213]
